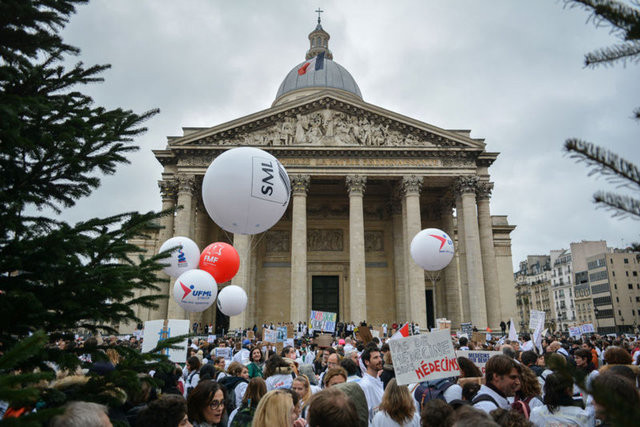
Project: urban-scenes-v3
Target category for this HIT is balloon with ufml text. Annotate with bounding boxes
[172,269,217,313]
[202,147,291,235]
[216,285,247,316]
[199,242,240,284]
[158,236,200,278]
[410,228,455,271]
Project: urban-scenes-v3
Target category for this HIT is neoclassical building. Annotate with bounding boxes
[126,19,517,334]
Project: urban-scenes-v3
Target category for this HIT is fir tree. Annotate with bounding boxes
[563,0,640,218]
[0,1,181,424]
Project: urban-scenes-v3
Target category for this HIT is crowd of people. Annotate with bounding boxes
[4,325,640,426]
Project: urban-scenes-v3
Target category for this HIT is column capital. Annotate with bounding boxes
[177,174,196,196]
[476,181,494,201]
[454,175,479,195]
[402,175,423,196]
[158,180,178,202]
[346,175,367,196]
[290,174,311,195]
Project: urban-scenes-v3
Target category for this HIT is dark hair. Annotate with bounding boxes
[250,346,265,363]
[420,399,453,427]
[280,346,294,358]
[187,380,225,424]
[340,358,358,376]
[490,408,530,427]
[574,348,591,361]
[360,347,379,367]
[485,355,516,384]
[459,337,468,346]
[604,346,632,365]
[603,365,636,383]
[520,350,538,367]
[307,388,359,427]
[199,363,217,381]
[242,377,267,408]
[187,356,201,372]
[591,372,640,424]
[457,357,482,378]
[501,346,516,359]
[263,355,290,378]
[380,343,390,353]
[136,395,188,427]
[542,373,574,413]
[461,382,481,401]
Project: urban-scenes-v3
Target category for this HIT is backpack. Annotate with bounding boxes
[414,379,454,408]
[230,404,256,427]
[185,370,198,397]
[471,393,499,410]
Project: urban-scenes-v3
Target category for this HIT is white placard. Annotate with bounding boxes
[141,319,189,363]
[529,310,545,330]
[214,347,233,361]
[388,329,457,386]
[456,350,501,376]
[263,328,277,343]
[207,334,216,343]
[568,326,582,337]
[285,338,294,348]
[581,323,595,334]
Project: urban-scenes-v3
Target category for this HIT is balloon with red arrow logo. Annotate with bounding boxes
[410,228,455,271]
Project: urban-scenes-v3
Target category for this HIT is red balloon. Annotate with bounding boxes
[199,242,240,284]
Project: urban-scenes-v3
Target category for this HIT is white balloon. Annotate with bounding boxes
[216,285,248,316]
[202,147,291,235]
[410,228,455,271]
[172,269,217,313]
[158,236,200,278]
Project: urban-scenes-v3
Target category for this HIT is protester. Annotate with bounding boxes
[218,361,249,411]
[444,356,483,403]
[135,395,192,427]
[380,351,396,390]
[358,346,384,421]
[420,399,454,427]
[472,355,520,413]
[528,373,593,426]
[371,378,420,426]
[229,377,267,427]
[187,380,227,427]
[512,363,543,419]
[292,375,313,410]
[306,387,360,427]
[252,389,303,427]
[591,371,640,426]
[264,355,295,391]
[185,356,202,397]
[322,367,347,388]
[247,347,265,378]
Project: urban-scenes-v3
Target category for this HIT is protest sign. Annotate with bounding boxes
[309,310,337,333]
[247,330,255,339]
[276,327,287,342]
[214,347,232,360]
[457,350,501,375]
[581,323,595,334]
[569,326,582,338]
[371,329,380,339]
[358,326,373,344]
[285,338,294,348]
[471,332,486,344]
[207,335,216,343]
[460,322,473,336]
[275,342,284,353]
[316,334,333,348]
[437,319,451,330]
[141,319,189,363]
[529,310,545,330]
[263,328,277,343]
[388,329,457,386]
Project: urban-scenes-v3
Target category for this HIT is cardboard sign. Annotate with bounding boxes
[471,332,487,344]
[141,319,189,363]
[388,329,457,385]
[460,322,473,336]
[437,319,451,330]
[569,326,582,338]
[287,327,294,339]
[358,326,373,344]
[457,350,501,375]
[580,323,595,334]
[263,328,277,344]
[316,334,333,348]
[275,342,284,353]
[309,310,337,333]
[529,310,546,331]
[247,330,255,339]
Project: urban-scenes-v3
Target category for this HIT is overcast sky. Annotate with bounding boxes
[57,0,639,270]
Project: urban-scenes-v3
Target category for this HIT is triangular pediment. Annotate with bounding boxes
[167,90,486,150]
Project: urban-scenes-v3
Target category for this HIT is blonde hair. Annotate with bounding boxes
[253,389,293,427]
[293,375,312,404]
[378,378,415,424]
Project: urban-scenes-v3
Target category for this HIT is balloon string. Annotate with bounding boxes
[250,232,267,253]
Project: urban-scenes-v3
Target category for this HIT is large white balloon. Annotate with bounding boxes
[202,147,291,235]
[158,236,200,278]
[216,285,248,316]
[410,228,455,271]
[172,269,217,313]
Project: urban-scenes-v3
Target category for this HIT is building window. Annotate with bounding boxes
[618,310,622,316]
[616,297,619,302]
[629,283,633,290]
[634,271,638,276]
[624,258,629,264]
[626,271,629,276]
[615,284,617,289]
[613,271,616,277]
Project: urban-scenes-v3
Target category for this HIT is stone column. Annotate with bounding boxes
[290,175,310,323]
[167,174,196,320]
[191,196,210,327]
[229,233,252,330]
[440,196,461,326]
[456,176,488,328]
[403,175,426,326]
[151,180,177,321]
[346,175,367,323]
[391,184,407,322]
[477,181,502,330]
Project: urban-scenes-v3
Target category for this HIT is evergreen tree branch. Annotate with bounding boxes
[585,40,640,66]
[566,0,640,39]
[594,190,640,218]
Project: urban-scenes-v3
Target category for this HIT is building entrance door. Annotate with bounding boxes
[425,289,435,330]
[312,275,339,321]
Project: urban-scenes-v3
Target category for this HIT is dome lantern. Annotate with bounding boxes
[306,8,333,60]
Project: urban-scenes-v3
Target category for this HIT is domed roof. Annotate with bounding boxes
[274,58,362,104]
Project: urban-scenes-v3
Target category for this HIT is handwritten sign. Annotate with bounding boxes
[457,350,501,375]
[529,310,545,331]
[569,326,582,337]
[214,347,233,361]
[388,329,457,386]
[276,327,287,342]
[207,335,216,343]
[309,310,337,333]
[580,323,595,334]
[263,328,277,343]
[460,322,473,336]
[141,319,189,363]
